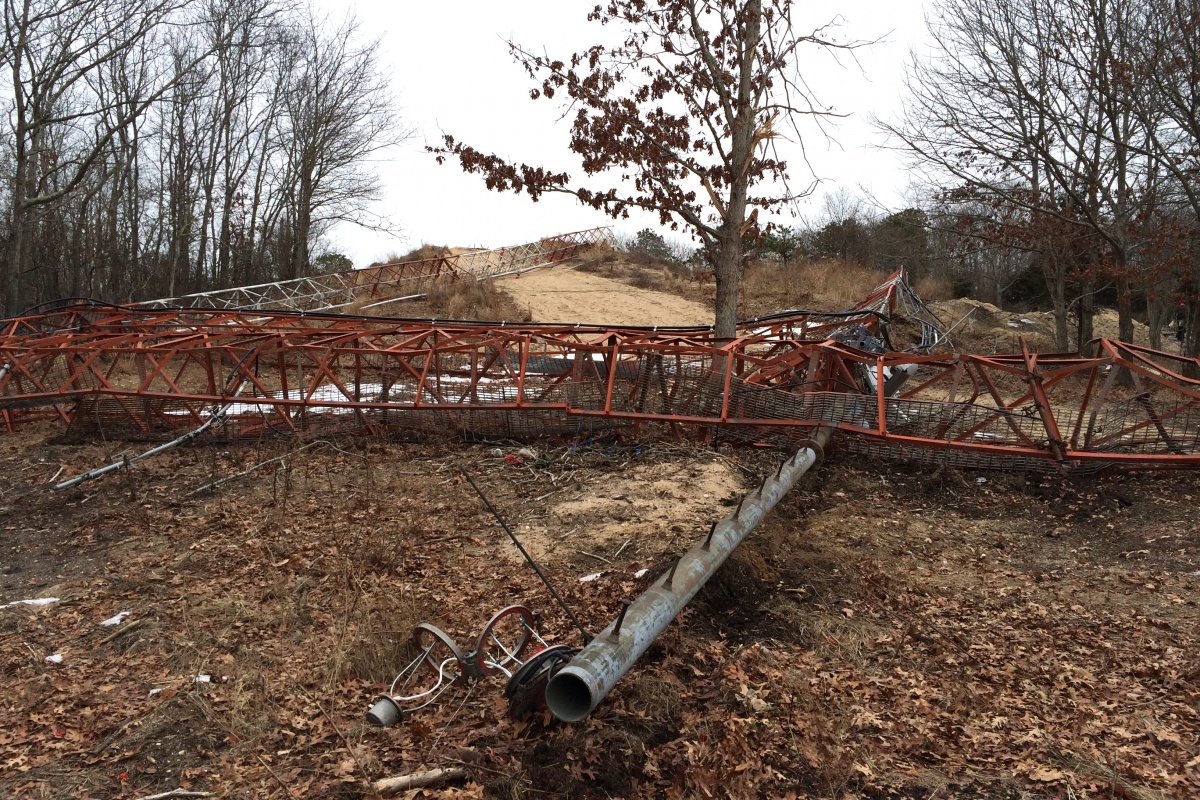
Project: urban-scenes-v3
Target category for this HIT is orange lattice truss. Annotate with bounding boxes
[2,229,1199,474]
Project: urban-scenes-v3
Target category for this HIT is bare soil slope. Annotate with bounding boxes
[496,262,713,326]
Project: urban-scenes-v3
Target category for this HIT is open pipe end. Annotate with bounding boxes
[545,668,595,722]
[365,695,402,727]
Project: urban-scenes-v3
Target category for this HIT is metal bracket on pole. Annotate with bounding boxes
[609,600,632,639]
[662,556,682,589]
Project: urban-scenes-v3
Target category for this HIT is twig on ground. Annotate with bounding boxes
[99,618,146,645]
[91,715,136,754]
[255,752,299,799]
[185,442,324,496]
[580,550,612,564]
[373,768,467,794]
[130,790,215,800]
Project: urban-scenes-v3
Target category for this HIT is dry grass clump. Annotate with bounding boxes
[378,243,451,264]
[629,269,661,290]
[626,673,682,726]
[338,294,382,316]
[575,249,705,302]
[332,272,535,321]
[742,257,955,316]
[914,273,954,301]
[424,276,531,321]
[621,248,672,269]
[331,587,423,685]
[741,258,890,314]
[574,245,621,274]
[577,242,617,262]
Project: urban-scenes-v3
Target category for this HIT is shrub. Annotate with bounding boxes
[378,243,451,264]
[616,228,695,265]
[424,276,529,321]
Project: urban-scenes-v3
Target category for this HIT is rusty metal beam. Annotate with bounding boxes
[3,259,1200,474]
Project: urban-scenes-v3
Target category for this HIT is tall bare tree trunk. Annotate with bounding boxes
[1046,256,1070,350]
[7,204,28,316]
[1116,272,1134,344]
[1078,279,1096,356]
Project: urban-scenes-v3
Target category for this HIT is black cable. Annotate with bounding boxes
[460,468,592,645]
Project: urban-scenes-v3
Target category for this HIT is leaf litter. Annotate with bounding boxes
[0,426,1197,798]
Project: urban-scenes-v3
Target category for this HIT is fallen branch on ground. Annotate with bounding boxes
[99,618,146,645]
[372,768,467,794]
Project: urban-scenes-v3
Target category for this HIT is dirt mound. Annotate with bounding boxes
[504,451,744,565]
[933,297,1152,353]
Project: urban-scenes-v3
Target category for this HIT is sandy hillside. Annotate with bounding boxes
[497,262,713,326]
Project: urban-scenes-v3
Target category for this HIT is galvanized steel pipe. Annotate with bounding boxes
[545,427,832,722]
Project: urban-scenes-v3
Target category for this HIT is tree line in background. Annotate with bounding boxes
[435,0,1200,359]
[882,0,1200,357]
[0,0,403,316]
[745,0,1200,360]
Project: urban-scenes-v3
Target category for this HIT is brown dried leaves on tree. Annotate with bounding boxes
[431,0,866,337]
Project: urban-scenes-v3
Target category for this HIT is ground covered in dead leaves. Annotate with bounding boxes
[1,426,1198,799]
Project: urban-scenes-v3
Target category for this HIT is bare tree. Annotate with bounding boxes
[0,0,409,310]
[0,0,278,313]
[434,0,865,338]
[1133,0,1200,361]
[4,0,179,312]
[274,12,406,280]
[158,38,209,297]
[881,0,1160,352]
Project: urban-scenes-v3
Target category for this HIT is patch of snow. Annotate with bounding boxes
[45,654,63,664]
[579,572,603,583]
[634,568,648,579]
[0,597,59,610]
[100,611,131,626]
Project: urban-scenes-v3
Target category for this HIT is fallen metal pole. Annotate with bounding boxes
[544,427,832,722]
[53,380,249,490]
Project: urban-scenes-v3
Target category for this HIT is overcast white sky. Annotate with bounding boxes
[310,0,932,264]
